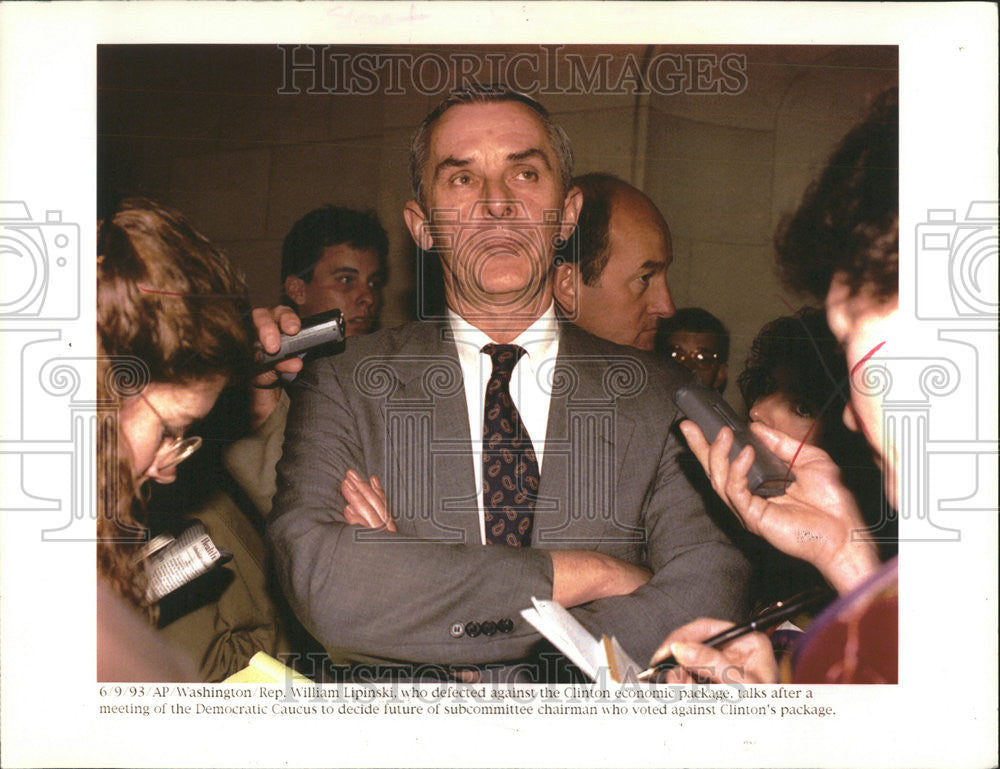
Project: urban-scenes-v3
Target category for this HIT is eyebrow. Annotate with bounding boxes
[432,156,471,184]
[331,267,359,276]
[431,147,553,184]
[635,260,668,273]
[508,148,552,169]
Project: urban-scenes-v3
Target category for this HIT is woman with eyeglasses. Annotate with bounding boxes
[96,198,262,680]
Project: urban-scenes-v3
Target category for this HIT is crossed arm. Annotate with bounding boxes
[267,358,654,666]
[339,416,751,667]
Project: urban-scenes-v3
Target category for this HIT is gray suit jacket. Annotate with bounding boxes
[268,319,748,671]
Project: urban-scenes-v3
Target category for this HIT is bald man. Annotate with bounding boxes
[553,173,675,350]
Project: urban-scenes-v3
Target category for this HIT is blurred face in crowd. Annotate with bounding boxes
[404,101,580,323]
[285,244,385,337]
[748,366,821,447]
[555,190,675,350]
[664,330,727,391]
[119,377,227,485]
[825,272,901,509]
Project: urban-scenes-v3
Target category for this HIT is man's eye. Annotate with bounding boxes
[337,276,356,286]
[515,169,539,182]
[451,173,473,186]
[793,402,814,419]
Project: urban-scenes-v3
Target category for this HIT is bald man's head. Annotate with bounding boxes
[553,174,675,350]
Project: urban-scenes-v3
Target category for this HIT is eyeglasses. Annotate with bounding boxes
[139,393,203,470]
[667,345,721,371]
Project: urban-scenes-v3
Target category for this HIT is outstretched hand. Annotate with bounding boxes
[649,617,778,684]
[679,420,879,595]
[248,305,304,429]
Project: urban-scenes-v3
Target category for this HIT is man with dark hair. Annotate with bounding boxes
[279,205,388,337]
[224,205,388,516]
[655,307,730,392]
[269,85,748,680]
[552,173,675,351]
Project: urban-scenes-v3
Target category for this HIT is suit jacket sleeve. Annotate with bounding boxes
[567,422,751,666]
[267,348,554,667]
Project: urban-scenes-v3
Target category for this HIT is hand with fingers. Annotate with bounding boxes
[340,470,396,532]
[679,420,879,595]
[648,617,778,684]
[249,305,305,429]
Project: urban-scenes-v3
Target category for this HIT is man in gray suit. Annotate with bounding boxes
[269,85,748,680]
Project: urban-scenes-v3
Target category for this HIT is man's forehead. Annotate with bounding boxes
[669,330,721,352]
[606,193,672,267]
[316,243,381,270]
[428,100,553,157]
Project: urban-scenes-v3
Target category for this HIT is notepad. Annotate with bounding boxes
[520,597,642,683]
[223,652,312,684]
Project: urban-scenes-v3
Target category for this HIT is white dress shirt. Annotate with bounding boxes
[446,305,561,544]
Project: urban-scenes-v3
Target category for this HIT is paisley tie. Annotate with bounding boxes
[481,344,539,547]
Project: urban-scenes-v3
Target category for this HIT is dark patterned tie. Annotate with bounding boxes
[482,344,539,547]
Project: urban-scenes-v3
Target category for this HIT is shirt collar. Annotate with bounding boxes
[446,304,560,371]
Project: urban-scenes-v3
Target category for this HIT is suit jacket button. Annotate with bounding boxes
[450,623,465,638]
[465,621,481,637]
[497,618,514,633]
[481,620,497,636]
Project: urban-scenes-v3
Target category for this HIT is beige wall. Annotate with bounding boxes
[99,44,897,411]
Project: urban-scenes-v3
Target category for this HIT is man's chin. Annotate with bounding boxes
[633,329,657,351]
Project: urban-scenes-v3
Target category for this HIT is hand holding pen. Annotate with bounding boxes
[641,586,831,684]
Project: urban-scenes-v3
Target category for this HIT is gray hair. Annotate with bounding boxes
[408,83,574,207]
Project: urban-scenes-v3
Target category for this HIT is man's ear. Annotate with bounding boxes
[559,185,583,242]
[403,200,434,252]
[552,262,580,318]
[283,275,307,307]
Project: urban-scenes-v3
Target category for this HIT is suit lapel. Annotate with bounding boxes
[386,322,480,545]
[534,323,637,547]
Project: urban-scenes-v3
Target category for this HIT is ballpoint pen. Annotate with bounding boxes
[636,585,832,681]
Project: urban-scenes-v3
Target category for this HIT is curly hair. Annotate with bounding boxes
[775,87,898,300]
[738,307,845,420]
[738,307,888,542]
[97,198,252,615]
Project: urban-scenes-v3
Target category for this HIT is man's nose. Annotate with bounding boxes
[649,277,676,317]
[478,179,515,218]
[355,284,375,308]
